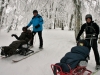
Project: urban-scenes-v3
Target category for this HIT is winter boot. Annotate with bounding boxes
[1,47,5,55]
[95,65,100,70]
[1,46,11,57]
[39,46,43,49]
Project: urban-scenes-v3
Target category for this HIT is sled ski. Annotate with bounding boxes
[12,50,43,63]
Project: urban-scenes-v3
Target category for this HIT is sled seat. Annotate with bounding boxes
[17,29,35,56]
[51,64,92,75]
[16,39,33,56]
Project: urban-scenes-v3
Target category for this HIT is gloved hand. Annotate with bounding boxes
[26,26,29,28]
[11,34,17,37]
[35,24,40,29]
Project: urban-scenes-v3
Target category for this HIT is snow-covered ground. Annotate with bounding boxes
[0,29,100,75]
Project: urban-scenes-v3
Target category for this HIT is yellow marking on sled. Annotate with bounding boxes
[79,43,84,46]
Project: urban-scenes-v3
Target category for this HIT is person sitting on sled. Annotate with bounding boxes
[53,40,90,75]
[0,27,32,56]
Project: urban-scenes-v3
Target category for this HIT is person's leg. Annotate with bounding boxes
[86,39,91,60]
[38,31,43,48]
[9,40,26,48]
[85,39,91,50]
[30,31,36,46]
[1,41,18,56]
[1,46,11,56]
[9,40,26,55]
[92,39,100,65]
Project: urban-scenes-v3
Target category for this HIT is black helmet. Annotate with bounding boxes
[22,27,27,31]
[85,14,92,21]
[33,10,38,13]
[77,40,90,48]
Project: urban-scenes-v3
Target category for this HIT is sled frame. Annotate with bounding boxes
[51,64,92,75]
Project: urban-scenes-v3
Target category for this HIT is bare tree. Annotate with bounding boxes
[0,0,4,29]
[73,0,82,40]
[69,14,74,30]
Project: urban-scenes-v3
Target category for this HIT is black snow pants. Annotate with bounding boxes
[86,39,100,65]
[2,40,26,55]
[30,31,43,47]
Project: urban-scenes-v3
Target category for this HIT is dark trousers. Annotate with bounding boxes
[30,31,43,47]
[2,40,26,55]
[86,39,100,65]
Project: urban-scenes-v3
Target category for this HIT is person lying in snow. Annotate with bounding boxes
[53,40,90,75]
[0,27,32,56]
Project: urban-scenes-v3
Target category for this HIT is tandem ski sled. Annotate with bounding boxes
[0,27,42,62]
[0,27,34,57]
[51,40,93,75]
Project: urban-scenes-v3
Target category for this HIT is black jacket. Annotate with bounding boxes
[76,21,99,41]
[13,30,32,42]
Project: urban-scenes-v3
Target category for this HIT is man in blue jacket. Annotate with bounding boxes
[26,10,44,49]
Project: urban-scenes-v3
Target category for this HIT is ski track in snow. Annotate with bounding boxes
[0,29,100,75]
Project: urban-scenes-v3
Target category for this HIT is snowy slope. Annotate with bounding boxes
[0,29,100,75]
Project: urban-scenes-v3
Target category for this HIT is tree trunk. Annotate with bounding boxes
[0,0,4,29]
[54,18,56,29]
[73,0,82,40]
[69,14,74,30]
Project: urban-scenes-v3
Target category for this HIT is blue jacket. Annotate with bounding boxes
[27,14,44,32]
[56,46,90,72]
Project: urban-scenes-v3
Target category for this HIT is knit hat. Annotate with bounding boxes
[22,27,27,31]
[33,10,38,13]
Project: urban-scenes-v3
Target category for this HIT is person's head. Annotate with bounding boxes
[33,10,38,16]
[85,14,92,23]
[77,40,90,48]
[22,27,27,32]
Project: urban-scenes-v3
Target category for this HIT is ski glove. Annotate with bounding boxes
[11,34,19,40]
[11,34,17,37]
[35,24,40,29]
